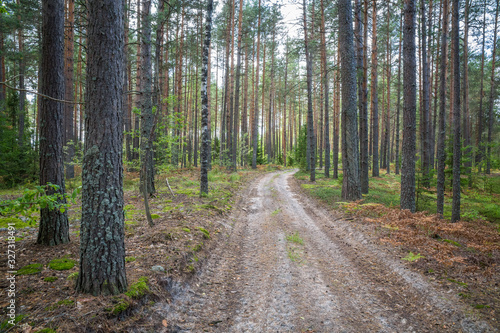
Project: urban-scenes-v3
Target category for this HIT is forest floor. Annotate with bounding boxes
[0,167,499,332]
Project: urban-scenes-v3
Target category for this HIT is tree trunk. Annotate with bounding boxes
[395,12,403,175]
[64,0,75,178]
[77,0,126,295]
[476,3,487,172]
[139,0,155,196]
[436,0,449,216]
[252,0,261,169]
[400,0,417,212]
[385,5,391,174]
[321,0,330,178]
[487,0,499,174]
[463,0,472,184]
[371,0,380,177]
[450,0,460,222]
[232,0,244,171]
[17,0,26,147]
[339,0,362,200]
[420,0,430,186]
[303,0,315,182]
[360,0,369,191]
[37,0,70,246]
[200,0,214,195]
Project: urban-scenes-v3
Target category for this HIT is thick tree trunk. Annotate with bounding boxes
[450,0,461,222]
[400,0,417,212]
[200,0,214,195]
[38,0,70,246]
[436,0,449,216]
[339,0,362,200]
[77,0,126,295]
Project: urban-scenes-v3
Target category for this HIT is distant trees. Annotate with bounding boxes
[0,0,499,223]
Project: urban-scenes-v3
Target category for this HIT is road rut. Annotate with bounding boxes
[153,170,493,333]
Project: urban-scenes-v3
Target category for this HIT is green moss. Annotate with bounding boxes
[124,276,149,299]
[48,258,76,271]
[0,217,29,228]
[150,214,160,219]
[44,276,58,282]
[57,299,74,306]
[110,298,130,315]
[182,227,191,233]
[17,263,42,275]
[442,239,461,247]
[473,304,490,309]
[125,256,136,262]
[0,314,27,330]
[67,272,78,280]
[447,278,468,287]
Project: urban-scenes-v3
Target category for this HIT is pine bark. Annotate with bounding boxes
[321,0,330,178]
[252,0,261,169]
[38,0,70,246]
[436,0,449,216]
[476,3,487,171]
[76,0,127,295]
[339,0,362,200]
[463,0,471,184]
[487,0,499,174]
[360,0,369,191]
[395,12,403,175]
[64,0,75,178]
[139,0,155,196]
[371,0,380,177]
[420,0,430,186]
[303,0,315,182]
[450,0,460,222]
[400,0,417,212]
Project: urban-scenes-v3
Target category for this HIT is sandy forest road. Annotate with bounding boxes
[153,170,493,333]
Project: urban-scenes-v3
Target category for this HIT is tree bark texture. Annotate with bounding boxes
[139,0,155,196]
[436,0,449,216]
[77,0,127,296]
[339,0,362,200]
[201,0,214,195]
[400,0,417,212]
[38,0,70,246]
[371,0,379,177]
[451,0,461,222]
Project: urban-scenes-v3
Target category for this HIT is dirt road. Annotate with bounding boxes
[153,170,493,332]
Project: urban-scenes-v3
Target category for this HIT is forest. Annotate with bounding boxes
[0,0,500,331]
